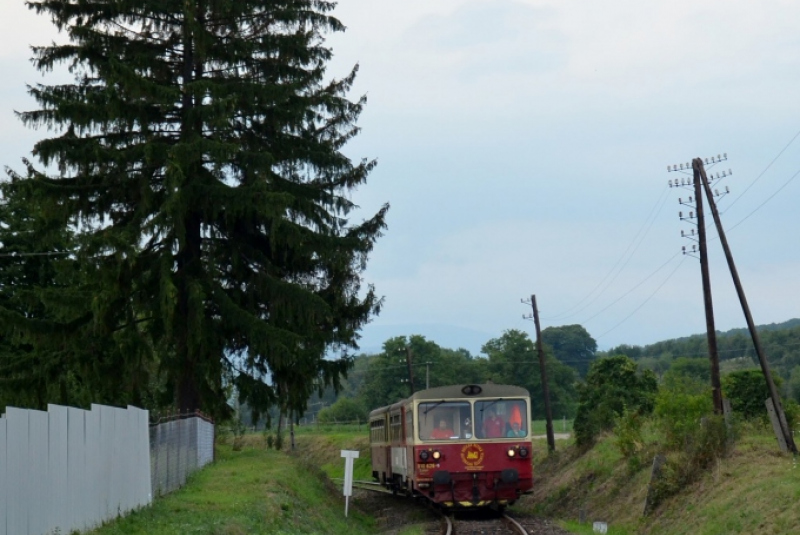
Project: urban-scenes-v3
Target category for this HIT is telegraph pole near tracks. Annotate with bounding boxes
[691,159,724,415]
[669,158,724,414]
[405,346,416,395]
[695,158,797,453]
[523,295,555,452]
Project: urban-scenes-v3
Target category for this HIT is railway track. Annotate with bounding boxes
[339,479,572,535]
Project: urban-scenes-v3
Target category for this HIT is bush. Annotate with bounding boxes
[648,415,729,511]
[723,369,783,421]
[614,407,646,473]
[654,376,713,449]
[574,355,657,447]
[317,397,368,424]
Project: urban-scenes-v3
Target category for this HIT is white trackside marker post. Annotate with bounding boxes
[341,450,360,517]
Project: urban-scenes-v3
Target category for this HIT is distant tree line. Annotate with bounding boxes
[603,318,800,404]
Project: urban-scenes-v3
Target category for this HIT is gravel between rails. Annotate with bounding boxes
[349,488,575,535]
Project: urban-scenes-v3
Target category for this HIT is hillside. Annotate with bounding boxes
[523,427,800,534]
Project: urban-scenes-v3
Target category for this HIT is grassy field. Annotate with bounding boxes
[86,437,377,535]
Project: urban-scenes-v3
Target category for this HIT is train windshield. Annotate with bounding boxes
[418,401,472,441]
[475,399,529,439]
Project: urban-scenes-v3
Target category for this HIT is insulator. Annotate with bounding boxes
[718,154,721,160]
[726,186,730,193]
[682,246,686,252]
[679,211,683,218]
[667,166,671,172]
[729,169,732,175]
[679,197,682,203]
[715,189,719,196]
[681,230,685,237]
[724,152,727,158]
[689,196,693,203]
[690,211,694,218]
[680,163,684,170]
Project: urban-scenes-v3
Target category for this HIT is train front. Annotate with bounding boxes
[411,385,533,508]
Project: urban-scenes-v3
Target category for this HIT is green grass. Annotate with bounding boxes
[530,418,573,435]
[86,443,377,535]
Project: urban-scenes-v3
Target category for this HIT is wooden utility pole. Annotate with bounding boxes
[405,346,416,395]
[692,160,724,414]
[530,295,556,453]
[695,158,797,453]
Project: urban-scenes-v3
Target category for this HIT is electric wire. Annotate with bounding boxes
[542,184,671,321]
[595,254,688,340]
[724,128,800,213]
[579,251,681,325]
[724,166,800,234]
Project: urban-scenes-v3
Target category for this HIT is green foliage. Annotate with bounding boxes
[667,357,711,384]
[358,335,484,409]
[654,375,713,449]
[614,407,646,472]
[540,324,598,377]
[573,355,657,447]
[722,369,783,421]
[649,415,729,511]
[481,329,579,418]
[317,397,367,423]
[7,0,387,417]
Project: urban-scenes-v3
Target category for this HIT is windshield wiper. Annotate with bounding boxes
[479,398,504,414]
[423,400,446,415]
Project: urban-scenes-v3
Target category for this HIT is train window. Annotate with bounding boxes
[390,413,402,442]
[475,399,529,439]
[369,419,386,443]
[418,401,471,441]
[406,410,414,440]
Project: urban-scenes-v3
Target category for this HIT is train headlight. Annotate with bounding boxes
[519,446,529,458]
[419,450,429,461]
[507,448,516,457]
[432,450,441,460]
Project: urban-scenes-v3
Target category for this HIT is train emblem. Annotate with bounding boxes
[460,443,485,469]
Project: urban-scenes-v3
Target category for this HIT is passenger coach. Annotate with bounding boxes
[368,383,533,508]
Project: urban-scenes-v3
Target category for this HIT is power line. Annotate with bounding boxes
[596,254,688,340]
[724,128,800,212]
[580,251,682,325]
[543,185,670,321]
[724,166,800,234]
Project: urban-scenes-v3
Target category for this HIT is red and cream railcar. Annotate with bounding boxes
[368,384,533,508]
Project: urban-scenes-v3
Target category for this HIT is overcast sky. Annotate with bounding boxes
[3,1,800,355]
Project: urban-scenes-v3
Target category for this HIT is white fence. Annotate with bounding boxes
[0,404,152,535]
[149,415,215,497]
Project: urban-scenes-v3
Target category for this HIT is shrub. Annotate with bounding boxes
[722,369,785,421]
[574,355,658,447]
[654,376,713,449]
[317,397,368,424]
[614,407,646,473]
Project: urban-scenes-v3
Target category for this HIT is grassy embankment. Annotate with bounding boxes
[525,423,800,535]
[86,432,377,535]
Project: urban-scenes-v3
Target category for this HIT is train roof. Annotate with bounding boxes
[369,384,530,418]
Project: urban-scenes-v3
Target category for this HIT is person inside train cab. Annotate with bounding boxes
[506,420,525,437]
[430,417,454,439]
[482,409,504,438]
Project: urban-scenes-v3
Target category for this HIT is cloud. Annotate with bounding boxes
[403,0,567,77]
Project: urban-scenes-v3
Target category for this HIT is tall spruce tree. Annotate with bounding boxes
[8,0,387,416]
